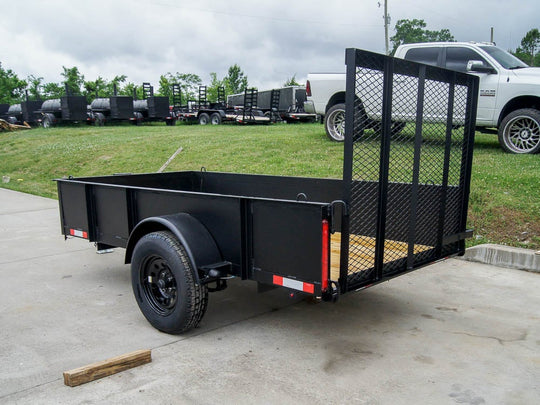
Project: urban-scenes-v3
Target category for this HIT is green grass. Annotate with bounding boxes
[1,122,538,250]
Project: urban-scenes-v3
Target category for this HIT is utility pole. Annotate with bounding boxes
[379,1,391,55]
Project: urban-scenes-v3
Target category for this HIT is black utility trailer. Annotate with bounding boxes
[132,83,175,125]
[4,100,43,125]
[40,96,87,127]
[228,86,316,123]
[56,49,478,333]
[177,86,270,125]
[89,96,135,126]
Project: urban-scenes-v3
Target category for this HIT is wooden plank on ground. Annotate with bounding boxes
[63,349,152,387]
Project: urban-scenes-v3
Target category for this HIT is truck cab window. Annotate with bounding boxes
[445,47,489,72]
[403,47,439,66]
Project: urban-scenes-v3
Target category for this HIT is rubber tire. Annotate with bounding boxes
[133,112,144,126]
[198,113,210,125]
[94,112,105,127]
[42,114,53,128]
[498,108,540,154]
[324,103,346,142]
[210,112,222,125]
[131,231,208,334]
[165,119,175,126]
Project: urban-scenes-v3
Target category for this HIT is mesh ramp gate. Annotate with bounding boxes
[339,48,478,293]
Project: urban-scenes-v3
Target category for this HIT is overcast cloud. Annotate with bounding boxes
[2,0,538,91]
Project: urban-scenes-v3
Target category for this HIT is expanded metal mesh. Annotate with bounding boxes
[342,49,477,291]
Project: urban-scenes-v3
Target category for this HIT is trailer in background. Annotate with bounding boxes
[88,85,135,126]
[40,86,88,128]
[132,83,175,125]
[0,104,9,118]
[228,86,316,123]
[176,86,270,125]
[2,93,43,126]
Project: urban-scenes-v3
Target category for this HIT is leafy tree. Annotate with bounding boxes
[61,66,85,95]
[84,76,108,102]
[390,19,455,54]
[224,64,248,95]
[513,28,540,66]
[26,75,44,100]
[107,75,127,96]
[283,74,301,87]
[157,72,202,103]
[0,62,27,104]
[120,82,144,100]
[42,82,64,99]
[207,72,225,103]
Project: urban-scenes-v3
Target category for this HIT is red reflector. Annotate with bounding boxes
[303,282,314,294]
[306,80,311,97]
[69,229,88,239]
[321,219,329,292]
[273,275,315,294]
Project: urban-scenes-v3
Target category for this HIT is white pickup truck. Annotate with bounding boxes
[305,42,540,154]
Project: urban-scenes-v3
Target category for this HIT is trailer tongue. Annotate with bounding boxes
[56,49,478,333]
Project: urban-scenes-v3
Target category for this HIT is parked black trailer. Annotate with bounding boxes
[89,96,134,125]
[56,49,478,333]
[40,96,88,127]
[132,83,175,125]
[178,86,271,125]
[228,86,317,123]
[0,104,9,117]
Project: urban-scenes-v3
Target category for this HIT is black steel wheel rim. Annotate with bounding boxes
[141,255,178,315]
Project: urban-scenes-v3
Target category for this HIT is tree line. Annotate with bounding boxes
[0,63,255,105]
[1,20,538,106]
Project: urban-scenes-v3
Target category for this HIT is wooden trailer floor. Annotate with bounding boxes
[330,233,432,280]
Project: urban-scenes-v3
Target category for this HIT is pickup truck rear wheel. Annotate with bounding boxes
[498,109,540,154]
[131,231,208,334]
[324,103,346,142]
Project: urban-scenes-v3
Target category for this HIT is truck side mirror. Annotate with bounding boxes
[467,60,496,74]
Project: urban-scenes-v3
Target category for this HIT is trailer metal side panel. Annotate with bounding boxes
[134,189,244,268]
[61,96,87,121]
[57,182,90,237]
[251,199,324,287]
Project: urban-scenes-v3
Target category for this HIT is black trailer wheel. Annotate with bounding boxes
[42,114,54,128]
[133,112,144,126]
[94,112,105,126]
[210,112,222,125]
[198,113,210,125]
[131,231,208,334]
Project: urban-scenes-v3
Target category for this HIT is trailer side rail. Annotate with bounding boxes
[340,48,478,293]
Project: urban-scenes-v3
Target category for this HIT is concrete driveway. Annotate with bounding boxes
[1,188,538,404]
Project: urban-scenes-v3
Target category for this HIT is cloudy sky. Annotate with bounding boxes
[2,0,538,91]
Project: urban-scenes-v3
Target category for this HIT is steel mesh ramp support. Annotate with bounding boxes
[339,48,478,293]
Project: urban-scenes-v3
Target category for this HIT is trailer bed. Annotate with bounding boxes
[330,233,432,281]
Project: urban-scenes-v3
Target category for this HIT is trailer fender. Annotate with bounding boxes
[125,213,222,283]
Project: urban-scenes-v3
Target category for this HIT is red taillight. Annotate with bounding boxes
[321,219,329,292]
[306,80,312,97]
